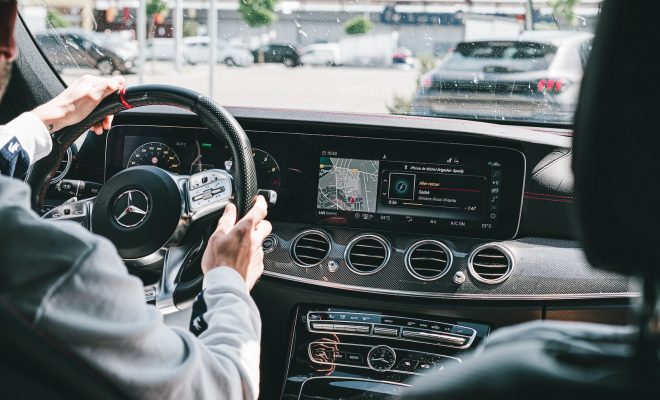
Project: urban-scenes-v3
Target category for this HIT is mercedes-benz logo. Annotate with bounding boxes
[113,190,150,228]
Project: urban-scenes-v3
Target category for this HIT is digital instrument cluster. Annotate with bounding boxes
[105,125,282,192]
[105,126,524,240]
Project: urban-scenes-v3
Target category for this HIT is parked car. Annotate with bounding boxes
[411,31,593,123]
[392,46,415,69]
[146,37,253,67]
[182,36,253,66]
[90,30,138,64]
[251,43,302,67]
[301,43,341,66]
[34,29,136,75]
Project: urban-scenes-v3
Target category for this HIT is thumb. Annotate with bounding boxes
[102,76,125,97]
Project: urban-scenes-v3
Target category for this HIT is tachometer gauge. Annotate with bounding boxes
[367,345,397,372]
[127,142,181,174]
[252,148,281,191]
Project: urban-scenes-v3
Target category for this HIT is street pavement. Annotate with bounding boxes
[60,62,419,114]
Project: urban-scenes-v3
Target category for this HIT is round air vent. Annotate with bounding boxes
[291,230,331,267]
[345,234,390,275]
[405,240,452,281]
[51,147,73,184]
[468,244,513,284]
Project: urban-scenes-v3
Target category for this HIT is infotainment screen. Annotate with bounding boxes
[316,142,525,239]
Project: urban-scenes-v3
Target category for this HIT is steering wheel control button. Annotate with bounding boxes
[188,170,232,211]
[262,235,277,253]
[113,190,150,228]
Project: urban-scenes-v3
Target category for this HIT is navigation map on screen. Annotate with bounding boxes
[317,157,379,213]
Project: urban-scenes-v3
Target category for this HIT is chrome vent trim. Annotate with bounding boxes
[468,244,513,284]
[344,234,391,275]
[51,147,73,184]
[291,230,331,267]
[405,240,453,281]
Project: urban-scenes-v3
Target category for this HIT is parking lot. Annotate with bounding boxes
[60,62,419,114]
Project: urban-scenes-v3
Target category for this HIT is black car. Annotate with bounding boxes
[251,43,302,67]
[35,29,136,75]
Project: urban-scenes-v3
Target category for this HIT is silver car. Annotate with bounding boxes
[412,31,593,124]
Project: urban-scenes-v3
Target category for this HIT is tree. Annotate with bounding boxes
[550,0,581,27]
[238,0,277,63]
[47,10,70,28]
[238,0,277,28]
[147,0,168,20]
[344,16,372,35]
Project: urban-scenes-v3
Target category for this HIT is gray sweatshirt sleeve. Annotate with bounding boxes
[33,231,261,400]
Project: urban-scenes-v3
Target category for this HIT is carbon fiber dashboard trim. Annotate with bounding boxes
[263,222,639,300]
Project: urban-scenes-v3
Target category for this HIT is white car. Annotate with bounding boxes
[183,37,254,67]
[300,43,341,66]
[146,37,253,67]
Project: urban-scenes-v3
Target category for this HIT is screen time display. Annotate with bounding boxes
[316,144,521,239]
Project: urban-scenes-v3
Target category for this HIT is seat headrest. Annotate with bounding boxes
[573,0,660,278]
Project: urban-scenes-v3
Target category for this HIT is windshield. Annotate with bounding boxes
[21,0,600,126]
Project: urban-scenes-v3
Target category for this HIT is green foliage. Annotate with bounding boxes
[417,53,436,75]
[147,0,168,18]
[549,0,581,26]
[238,0,278,28]
[47,10,70,28]
[183,20,198,37]
[387,93,412,115]
[344,16,372,35]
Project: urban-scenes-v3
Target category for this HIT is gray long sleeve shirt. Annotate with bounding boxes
[0,114,261,399]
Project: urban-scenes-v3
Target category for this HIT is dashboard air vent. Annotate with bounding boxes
[51,147,73,184]
[468,244,513,284]
[405,240,452,281]
[345,235,390,275]
[292,230,331,267]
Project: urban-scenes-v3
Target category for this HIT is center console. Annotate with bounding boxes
[282,305,490,399]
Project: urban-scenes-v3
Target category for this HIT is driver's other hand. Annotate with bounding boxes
[32,74,125,135]
[201,196,272,290]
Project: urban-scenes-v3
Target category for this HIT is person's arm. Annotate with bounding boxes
[0,75,123,177]
[0,112,51,176]
[31,198,271,400]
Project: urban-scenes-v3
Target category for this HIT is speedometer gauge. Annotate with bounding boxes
[252,148,281,191]
[127,142,181,174]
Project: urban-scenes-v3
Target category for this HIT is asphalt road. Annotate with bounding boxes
[60,62,419,114]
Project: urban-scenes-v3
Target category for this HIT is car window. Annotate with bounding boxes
[442,42,557,72]
[21,0,602,126]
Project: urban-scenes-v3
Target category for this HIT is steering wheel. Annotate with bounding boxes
[26,85,258,313]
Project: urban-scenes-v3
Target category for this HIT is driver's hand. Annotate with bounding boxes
[201,196,272,290]
[32,74,125,135]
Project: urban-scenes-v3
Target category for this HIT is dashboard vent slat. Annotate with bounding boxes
[292,231,331,267]
[405,240,452,281]
[468,245,513,284]
[345,235,390,275]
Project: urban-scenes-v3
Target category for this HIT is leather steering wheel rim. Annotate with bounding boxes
[27,84,259,218]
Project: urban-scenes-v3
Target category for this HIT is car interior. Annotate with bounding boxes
[1,0,658,398]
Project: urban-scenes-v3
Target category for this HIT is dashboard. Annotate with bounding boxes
[105,125,526,240]
[55,107,636,399]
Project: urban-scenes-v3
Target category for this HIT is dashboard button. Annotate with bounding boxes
[346,353,363,364]
[417,362,434,371]
[401,329,466,346]
[373,325,399,337]
[395,359,418,372]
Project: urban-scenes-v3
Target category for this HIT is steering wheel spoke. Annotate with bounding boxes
[155,241,203,314]
[42,197,94,229]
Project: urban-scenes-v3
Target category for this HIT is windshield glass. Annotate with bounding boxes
[21,0,600,126]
